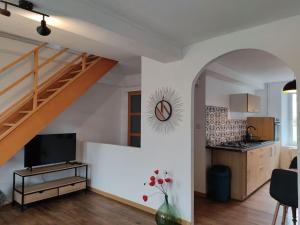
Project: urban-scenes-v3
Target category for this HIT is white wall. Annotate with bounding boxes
[194,72,257,194]
[194,75,208,193]
[138,15,300,223]
[3,14,300,224]
[205,73,256,119]
[0,43,141,203]
[0,80,141,203]
[255,82,286,119]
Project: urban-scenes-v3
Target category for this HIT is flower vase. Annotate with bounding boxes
[155,195,178,225]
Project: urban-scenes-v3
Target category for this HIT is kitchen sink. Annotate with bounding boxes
[246,140,269,143]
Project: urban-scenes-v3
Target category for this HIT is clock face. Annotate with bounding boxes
[155,100,172,121]
[147,87,183,133]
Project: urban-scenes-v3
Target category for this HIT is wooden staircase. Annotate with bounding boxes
[0,43,117,165]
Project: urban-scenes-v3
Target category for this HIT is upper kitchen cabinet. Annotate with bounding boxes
[230,93,261,112]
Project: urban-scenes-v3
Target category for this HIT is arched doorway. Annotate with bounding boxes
[192,49,296,225]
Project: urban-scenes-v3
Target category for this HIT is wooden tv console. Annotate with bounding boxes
[13,162,88,210]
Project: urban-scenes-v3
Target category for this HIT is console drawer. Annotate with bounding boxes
[59,182,86,195]
[15,189,58,204]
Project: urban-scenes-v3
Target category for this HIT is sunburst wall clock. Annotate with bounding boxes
[146,87,183,133]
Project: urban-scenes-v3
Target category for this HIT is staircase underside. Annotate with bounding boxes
[0,56,117,165]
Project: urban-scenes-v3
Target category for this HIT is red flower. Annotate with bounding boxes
[143,195,148,202]
[165,178,173,183]
[150,176,156,181]
[149,181,156,186]
[157,178,164,184]
[154,170,159,175]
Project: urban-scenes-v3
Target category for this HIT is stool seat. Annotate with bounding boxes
[270,169,298,225]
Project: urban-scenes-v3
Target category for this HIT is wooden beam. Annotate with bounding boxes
[33,49,39,109]
[0,43,46,74]
[0,54,82,126]
[82,53,87,70]
[0,47,69,97]
[0,58,117,165]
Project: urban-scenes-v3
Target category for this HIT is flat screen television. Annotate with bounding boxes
[24,133,76,168]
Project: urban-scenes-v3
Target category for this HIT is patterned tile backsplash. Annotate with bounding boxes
[206,106,246,146]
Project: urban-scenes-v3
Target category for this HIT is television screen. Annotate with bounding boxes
[24,133,76,167]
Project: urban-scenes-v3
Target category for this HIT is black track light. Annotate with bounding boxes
[19,0,33,10]
[37,15,51,36]
[0,0,51,36]
[0,2,10,17]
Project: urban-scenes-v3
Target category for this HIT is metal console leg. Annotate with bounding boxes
[85,165,88,193]
[21,177,24,211]
[12,173,15,206]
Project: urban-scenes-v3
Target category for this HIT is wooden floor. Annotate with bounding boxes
[195,182,296,225]
[0,191,156,225]
[0,184,296,225]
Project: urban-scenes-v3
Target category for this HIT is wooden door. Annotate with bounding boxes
[128,91,141,147]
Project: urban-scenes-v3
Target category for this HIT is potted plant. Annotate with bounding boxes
[143,170,178,225]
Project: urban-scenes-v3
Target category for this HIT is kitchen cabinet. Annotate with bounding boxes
[211,143,280,201]
[230,93,261,112]
[247,117,276,141]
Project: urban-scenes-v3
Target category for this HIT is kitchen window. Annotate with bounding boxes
[283,93,297,146]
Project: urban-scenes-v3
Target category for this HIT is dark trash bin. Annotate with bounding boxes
[207,165,231,202]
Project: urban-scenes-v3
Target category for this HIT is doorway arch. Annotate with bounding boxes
[191,48,296,224]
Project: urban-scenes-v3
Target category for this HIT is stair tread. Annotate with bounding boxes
[37,98,47,102]
[69,70,82,74]
[0,54,117,166]
[19,110,31,114]
[58,78,73,83]
[3,123,15,127]
[46,88,59,93]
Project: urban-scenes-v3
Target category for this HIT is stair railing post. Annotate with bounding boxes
[33,49,39,109]
[82,53,87,70]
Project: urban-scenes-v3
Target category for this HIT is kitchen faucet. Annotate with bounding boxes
[245,126,256,142]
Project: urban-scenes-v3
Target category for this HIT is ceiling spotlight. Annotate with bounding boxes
[37,15,51,36]
[19,0,33,10]
[282,79,297,94]
[0,0,51,36]
[0,2,11,17]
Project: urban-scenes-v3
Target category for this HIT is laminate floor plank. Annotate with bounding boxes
[195,183,296,225]
[0,191,155,225]
[0,183,296,225]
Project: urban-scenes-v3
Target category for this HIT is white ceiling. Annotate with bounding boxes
[83,0,300,46]
[205,49,294,88]
[1,0,300,76]
[2,0,300,62]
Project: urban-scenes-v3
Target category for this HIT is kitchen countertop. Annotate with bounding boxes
[207,141,275,152]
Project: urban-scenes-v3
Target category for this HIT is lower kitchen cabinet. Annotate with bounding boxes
[212,143,280,201]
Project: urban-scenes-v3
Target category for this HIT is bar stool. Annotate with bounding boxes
[270,169,298,225]
[289,157,297,169]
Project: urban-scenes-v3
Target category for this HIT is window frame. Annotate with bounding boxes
[128,91,141,147]
[285,93,297,146]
